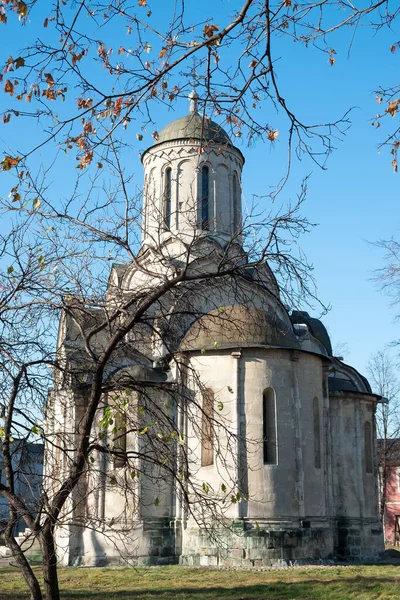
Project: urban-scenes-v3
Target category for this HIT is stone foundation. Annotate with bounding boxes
[63,518,179,567]
[335,518,384,561]
[58,516,384,567]
[180,518,384,567]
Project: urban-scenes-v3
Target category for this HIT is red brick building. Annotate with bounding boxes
[378,439,400,545]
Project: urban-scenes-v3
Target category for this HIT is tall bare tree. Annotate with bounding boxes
[367,349,400,524]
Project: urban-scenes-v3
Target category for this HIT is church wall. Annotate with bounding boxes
[328,393,383,559]
[59,389,178,566]
[329,395,378,519]
[240,349,327,523]
[181,347,337,566]
[186,351,241,521]
[295,353,328,520]
[243,348,298,520]
[185,348,331,523]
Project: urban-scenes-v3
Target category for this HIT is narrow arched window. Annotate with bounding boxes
[201,165,209,230]
[232,173,240,233]
[164,167,172,230]
[313,397,321,469]
[113,410,127,468]
[143,175,148,234]
[263,388,277,465]
[364,421,373,474]
[201,389,214,466]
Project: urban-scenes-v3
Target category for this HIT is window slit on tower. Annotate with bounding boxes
[313,397,321,469]
[233,173,240,233]
[364,421,373,474]
[263,388,277,465]
[201,389,214,467]
[113,410,127,468]
[201,165,209,230]
[164,167,172,230]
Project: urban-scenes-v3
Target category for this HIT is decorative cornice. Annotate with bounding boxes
[142,138,245,167]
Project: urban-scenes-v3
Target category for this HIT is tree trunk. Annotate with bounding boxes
[40,526,60,600]
[4,528,43,600]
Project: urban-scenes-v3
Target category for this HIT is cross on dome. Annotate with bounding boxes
[188,90,199,114]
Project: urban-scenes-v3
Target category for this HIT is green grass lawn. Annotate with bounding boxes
[0,564,399,600]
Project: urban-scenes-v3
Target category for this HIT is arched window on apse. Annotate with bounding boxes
[113,410,127,468]
[232,173,240,233]
[201,165,209,230]
[201,388,214,467]
[313,397,321,469]
[364,421,373,474]
[164,167,172,230]
[263,388,277,465]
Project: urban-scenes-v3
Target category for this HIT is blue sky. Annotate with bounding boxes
[0,1,399,379]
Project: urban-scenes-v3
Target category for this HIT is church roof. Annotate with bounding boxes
[157,112,232,146]
[290,311,332,356]
[143,90,233,152]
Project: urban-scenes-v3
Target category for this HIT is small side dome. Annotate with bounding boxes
[290,311,333,356]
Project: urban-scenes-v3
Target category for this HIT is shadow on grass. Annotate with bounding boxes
[1,577,398,600]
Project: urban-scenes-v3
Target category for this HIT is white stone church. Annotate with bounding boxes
[46,94,384,567]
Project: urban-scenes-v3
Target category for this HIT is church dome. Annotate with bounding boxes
[157,112,231,145]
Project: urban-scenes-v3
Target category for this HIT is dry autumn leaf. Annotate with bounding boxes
[1,155,21,171]
[138,0,147,5]
[4,80,14,96]
[45,73,55,87]
[152,131,159,140]
[385,98,400,117]
[18,2,28,17]
[77,97,93,109]
[267,130,279,142]
[386,99,400,117]
[203,24,219,38]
